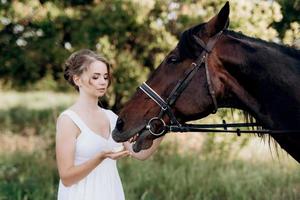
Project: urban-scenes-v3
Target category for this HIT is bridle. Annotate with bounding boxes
[139,31,222,136]
[138,30,300,137]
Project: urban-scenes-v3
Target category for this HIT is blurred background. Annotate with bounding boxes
[0,0,299,199]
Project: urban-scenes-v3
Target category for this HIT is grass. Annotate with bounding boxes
[0,91,77,110]
[119,142,300,200]
[0,90,299,199]
[0,152,58,200]
[0,90,76,136]
[0,145,299,200]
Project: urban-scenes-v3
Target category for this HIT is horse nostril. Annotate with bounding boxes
[116,118,124,130]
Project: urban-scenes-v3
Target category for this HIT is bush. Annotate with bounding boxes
[0,106,64,136]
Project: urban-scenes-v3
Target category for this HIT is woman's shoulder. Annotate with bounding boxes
[56,111,81,136]
[57,108,73,119]
[56,106,78,126]
[57,107,76,124]
[58,104,82,118]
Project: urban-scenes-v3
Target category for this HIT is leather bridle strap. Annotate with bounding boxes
[205,55,218,113]
[139,83,180,126]
[139,49,208,127]
[165,31,224,110]
[166,52,207,107]
[139,31,223,136]
[193,31,223,113]
[139,83,168,111]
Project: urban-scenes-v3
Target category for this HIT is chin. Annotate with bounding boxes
[96,91,106,96]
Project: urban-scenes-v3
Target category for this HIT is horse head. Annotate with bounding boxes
[113,1,300,163]
[113,2,233,151]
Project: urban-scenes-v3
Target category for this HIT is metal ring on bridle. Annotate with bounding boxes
[146,117,166,136]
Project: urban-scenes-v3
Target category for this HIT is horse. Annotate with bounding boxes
[112,2,300,163]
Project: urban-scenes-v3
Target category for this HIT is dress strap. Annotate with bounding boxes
[60,110,87,131]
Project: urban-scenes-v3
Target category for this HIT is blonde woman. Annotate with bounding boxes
[56,49,163,200]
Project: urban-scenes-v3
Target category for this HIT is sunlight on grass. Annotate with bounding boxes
[0,91,77,110]
[0,91,299,199]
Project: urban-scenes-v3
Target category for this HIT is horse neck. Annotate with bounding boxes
[218,32,300,129]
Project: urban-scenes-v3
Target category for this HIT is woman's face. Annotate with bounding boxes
[78,60,109,97]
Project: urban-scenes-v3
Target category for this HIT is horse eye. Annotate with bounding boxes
[167,56,179,64]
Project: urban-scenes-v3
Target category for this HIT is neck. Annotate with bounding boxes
[75,91,100,112]
[218,33,300,129]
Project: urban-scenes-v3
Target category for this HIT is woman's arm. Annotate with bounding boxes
[123,136,164,161]
[56,115,129,187]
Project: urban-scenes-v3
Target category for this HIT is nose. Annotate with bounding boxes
[99,77,107,84]
[116,118,124,131]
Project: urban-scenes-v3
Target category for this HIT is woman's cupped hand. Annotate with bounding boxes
[102,150,131,160]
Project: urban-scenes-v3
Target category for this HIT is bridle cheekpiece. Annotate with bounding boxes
[139,31,223,136]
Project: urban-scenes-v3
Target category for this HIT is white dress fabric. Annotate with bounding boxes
[57,108,125,200]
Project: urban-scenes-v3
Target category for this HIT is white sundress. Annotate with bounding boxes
[57,108,125,200]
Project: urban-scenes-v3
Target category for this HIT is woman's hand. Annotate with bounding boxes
[102,150,130,160]
[123,136,164,160]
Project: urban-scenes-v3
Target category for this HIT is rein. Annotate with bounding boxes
[138,31,300,137]
[167,120,300,136]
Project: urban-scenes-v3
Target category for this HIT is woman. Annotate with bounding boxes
[56,49,163,200]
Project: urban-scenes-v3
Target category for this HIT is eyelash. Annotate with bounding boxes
[92,76,108,80]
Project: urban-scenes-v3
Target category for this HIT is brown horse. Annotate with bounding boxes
[112,2,300,163]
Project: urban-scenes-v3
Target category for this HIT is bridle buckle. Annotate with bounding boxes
[146,117,166,136]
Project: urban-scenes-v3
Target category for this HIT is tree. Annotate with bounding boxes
[273,0,300,44]
[0,0,298,110]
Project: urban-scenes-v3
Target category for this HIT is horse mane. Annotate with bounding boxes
[178,24,300,62]
[224,30,300,60]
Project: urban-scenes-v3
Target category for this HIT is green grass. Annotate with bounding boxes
[0,152,58,200]
[0,91,299,199]
[0,145,299,200]
[0,90,76,136]
[0,91,76,110]
[119,143,300,200]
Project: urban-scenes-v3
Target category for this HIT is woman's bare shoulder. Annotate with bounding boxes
[56,110,80,137]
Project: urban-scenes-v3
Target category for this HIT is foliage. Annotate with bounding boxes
[273,0,300,42]
[1,0,299,109]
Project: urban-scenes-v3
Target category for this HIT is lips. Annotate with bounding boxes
[97,88,106,92]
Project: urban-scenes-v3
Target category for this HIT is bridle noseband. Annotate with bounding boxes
[139,31,223,136]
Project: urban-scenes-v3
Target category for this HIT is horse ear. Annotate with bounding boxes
[205,1,230,36]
